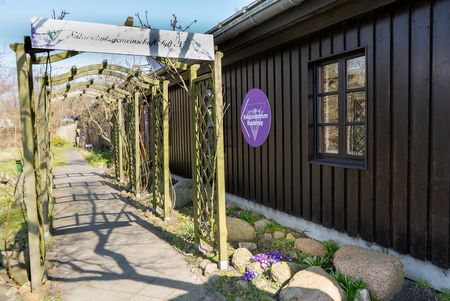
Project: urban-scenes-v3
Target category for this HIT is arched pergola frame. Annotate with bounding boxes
[10,17,228,293]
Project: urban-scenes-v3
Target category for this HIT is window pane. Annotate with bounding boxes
[319,62,338,92]
[319,126,339,154]
[347,92,366,122]
[346,56,365,89]
[347,125,365,156]
[319,95,339,122]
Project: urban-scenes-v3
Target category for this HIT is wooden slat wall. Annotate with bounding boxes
[165,0,450,268]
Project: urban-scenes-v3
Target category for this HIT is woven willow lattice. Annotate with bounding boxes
[192,75,217,246]
[151,90,165,210]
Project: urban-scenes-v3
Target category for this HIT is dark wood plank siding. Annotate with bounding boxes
[166,0,450,268]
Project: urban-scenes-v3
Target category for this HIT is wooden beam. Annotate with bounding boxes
[213,51,228,270]
[162,80,171,219]
[134,92,141,195]
[13,43,43,292]
[118,99,124,183]
[189,64,200,244]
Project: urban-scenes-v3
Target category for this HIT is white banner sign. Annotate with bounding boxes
[31,17,215,61]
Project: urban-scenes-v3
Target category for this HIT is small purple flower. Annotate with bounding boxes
[267,251,283,264]
[285,255,293,262]
[243,268,258,281]
[251,253,269,269]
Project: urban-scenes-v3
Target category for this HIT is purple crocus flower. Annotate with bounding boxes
[243,268,258,281]
[267,251,283,264]
[251,253,269,269]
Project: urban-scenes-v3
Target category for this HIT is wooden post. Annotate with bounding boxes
[162,80,171,219]
[11,43,43,292]
[213,51,228,270]
[36,77,50,237]
[118,98,124,183]
[134,92,141,195]
[189,64,200,245]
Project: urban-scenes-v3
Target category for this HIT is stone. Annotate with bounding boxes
[355,289,371,301]
[262,233,273,240]
[174,189,192,208]
[199,259,211,270]
[294,238,326,257]
[21,292,42,301]
[279,266,347,301]
[227,217,256,242]
[272,231,285,239]
[174,178,193,189]
[333,245,403,301]
[11,267,29,285]
[254,219,270,231]
[246,261,264,275]
[286,233,296,241]
[203,263,218,275]
[271,261,293,284]
[231,248,253,269]
[238,242,257,251]
[252,277,277,296]
[18,282,31,295]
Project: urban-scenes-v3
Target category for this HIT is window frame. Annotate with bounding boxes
[309,48,368,169]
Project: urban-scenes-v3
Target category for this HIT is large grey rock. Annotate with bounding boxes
[231,248,253,269]
[280,266,347,301]
[333,245,403,301]
[226,217,256,242]
[174,188,192,208]
[254,219,270,231]
[294,238,326,257]
[174,178,193,189]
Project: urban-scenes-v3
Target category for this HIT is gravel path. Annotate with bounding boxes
[48,148,212,301]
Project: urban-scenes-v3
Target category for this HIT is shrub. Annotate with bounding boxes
[323,240,340,258]
[51,136,69,147]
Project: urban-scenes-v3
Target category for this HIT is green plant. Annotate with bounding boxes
[330,270,366,301]
[238,209,261,225]
[439,289,450,301]
[264,221,286,233]
[84,149,112,167]
[323,240,340,258]
[180,221,195,242]
[51,136,69,147]
[415,278,432,289]
[300,255,330,270]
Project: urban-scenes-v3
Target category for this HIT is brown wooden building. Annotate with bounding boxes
[151,0,450,280]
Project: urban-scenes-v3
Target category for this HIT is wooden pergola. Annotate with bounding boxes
[10,17,228,293]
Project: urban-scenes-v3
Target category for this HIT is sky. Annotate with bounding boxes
[0,0,253,70]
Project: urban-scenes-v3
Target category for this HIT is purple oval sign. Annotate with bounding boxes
[240,88,271,148]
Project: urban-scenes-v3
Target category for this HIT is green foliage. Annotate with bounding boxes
[84,149,112,167]
[415,278,432,289]
[0,160,18,176]
[330,269,366,301]
[264,221,286,233]
[439,290,450,301]
[180,220,195,242]
[323,240,340,258]
[238,209,261,226]
[300,256,331,270]
[51,136,70,147]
